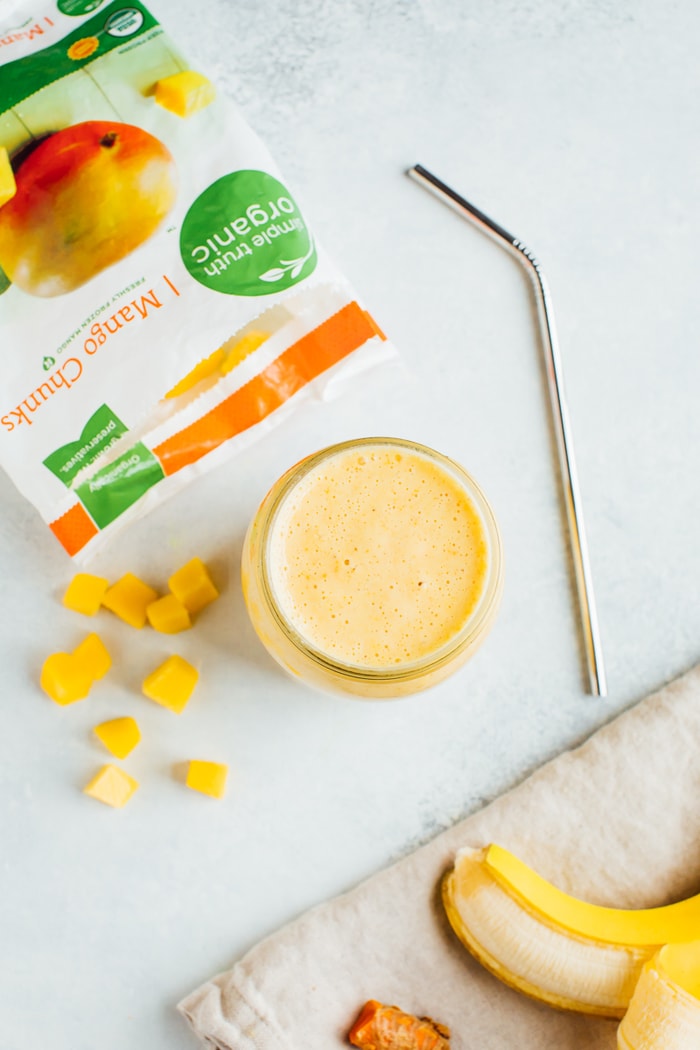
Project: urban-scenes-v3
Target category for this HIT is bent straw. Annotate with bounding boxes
[407,164,606,697]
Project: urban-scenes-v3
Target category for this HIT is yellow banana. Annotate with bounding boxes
[618,940,700,1048]
[442,844,700,1018]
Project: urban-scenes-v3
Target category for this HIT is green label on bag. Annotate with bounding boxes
[43,403,127,487]
[75,442,164,528]
[57,0,105,14]
[0,1,156,112]
[179,169,317,296]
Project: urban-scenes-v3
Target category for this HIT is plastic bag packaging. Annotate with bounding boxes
[0,0,395,559]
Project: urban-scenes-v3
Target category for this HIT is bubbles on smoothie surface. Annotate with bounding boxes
[268,445,488,667]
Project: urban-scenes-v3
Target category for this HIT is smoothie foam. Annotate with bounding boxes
[267,443,490,668]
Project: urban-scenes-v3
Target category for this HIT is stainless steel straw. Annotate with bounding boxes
[407,164,607,697]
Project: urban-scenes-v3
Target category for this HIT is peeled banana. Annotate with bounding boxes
[442,844,700,1018]
[618,940,700,1049]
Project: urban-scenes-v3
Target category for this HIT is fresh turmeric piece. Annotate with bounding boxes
[348,1001,450,1050]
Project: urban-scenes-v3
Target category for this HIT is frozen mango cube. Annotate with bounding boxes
[0,148,16,208]
[40,632,111,705]
[102,573,158,629]
[40,651,93,706]
[94,717,141,759]
[165,348,226,399]
[154,71,216,118]
[220,330,269,375]
[73,632,111,680]
[62,572,109,616]
[168,557,219,615]
[186,760,228,799]
[142,655,198,714]
[84,764,139,808]
[146,594,191,634]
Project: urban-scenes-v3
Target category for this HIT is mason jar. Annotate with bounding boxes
[241,437,503,698]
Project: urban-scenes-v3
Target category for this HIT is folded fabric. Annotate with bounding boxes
[179,664,700,1050]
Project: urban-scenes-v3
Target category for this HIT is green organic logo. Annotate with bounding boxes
[44,404,165,527]
[57,0,105,15]
[43,403,127,487]
[180,169,317,297]
[75,442,164,528]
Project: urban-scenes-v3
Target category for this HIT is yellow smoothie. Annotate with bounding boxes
[267,443,491,668]
[242,438,502,697]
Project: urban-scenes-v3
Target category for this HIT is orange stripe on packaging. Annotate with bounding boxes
[154,301,378,477]
[49,503,98,556]
[47,302,381,556]
[363,309,387,341]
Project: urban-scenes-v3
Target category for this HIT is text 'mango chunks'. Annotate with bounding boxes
[0,121,177,297]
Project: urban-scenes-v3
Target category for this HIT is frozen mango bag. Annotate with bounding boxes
[0,1,394,558]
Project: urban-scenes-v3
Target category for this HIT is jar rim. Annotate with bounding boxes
[257,437,503,683]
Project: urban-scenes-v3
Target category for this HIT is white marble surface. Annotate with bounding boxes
[2,1,700,1047]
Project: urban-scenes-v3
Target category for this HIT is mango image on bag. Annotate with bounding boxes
[0,120,177,297]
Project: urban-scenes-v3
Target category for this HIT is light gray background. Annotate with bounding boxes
[2,2,699,1047]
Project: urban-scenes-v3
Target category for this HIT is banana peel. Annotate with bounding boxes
[443,844,700,1018]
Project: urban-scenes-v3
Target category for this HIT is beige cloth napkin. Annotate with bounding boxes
[179,665,700,1050]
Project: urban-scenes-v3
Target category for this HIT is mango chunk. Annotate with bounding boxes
[220,331,269,375]
[40,632,111,704]
[146,593,191,634]
[40,651,93,705]
[142,654,198,714]
[102,572,158,628]
[94,717,141,759]
[168,557,219,615]
[62,572,109,616]
[186,760,228,799]
[0,148,16,208]
[154,71,216,118]
[165,348,226,398]
[73,632,111,680]
[84,764,139,807]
